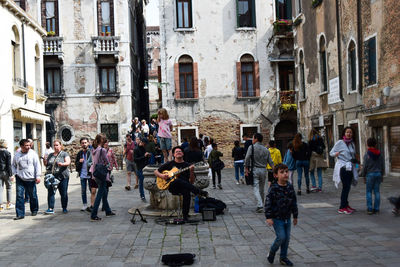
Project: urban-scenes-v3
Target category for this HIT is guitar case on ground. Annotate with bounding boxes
[198,197,227,215]
[161,253,196,266]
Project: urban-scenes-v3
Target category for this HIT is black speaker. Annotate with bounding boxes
[202,207,216,221]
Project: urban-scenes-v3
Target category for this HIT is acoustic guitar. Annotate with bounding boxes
[156,162,203,190]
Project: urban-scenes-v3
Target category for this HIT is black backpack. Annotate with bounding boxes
[161,253,196,266]
[199,197,227,215]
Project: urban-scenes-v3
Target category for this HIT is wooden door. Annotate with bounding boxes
[390,126,400,172]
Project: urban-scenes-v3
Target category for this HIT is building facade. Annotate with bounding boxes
[159,0,292,162]
[0,0,48,156]
[146,26,161,115]
[293,0,400,174]
[22,0,147,153]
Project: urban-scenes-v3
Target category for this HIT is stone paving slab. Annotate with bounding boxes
[0,168,399,266]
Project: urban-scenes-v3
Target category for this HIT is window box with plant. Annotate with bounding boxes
[312,0,323,9]
[280,104,297,112]
[273,19,293,36]
[47,31,55,36]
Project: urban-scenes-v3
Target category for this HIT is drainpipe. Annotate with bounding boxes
[357,0,363,94]
[22,22,26,86]
[335,0,343,100]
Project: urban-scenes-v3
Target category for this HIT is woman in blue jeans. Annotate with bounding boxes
[232,140,245,184]
[291,133,311,195]
[90,134,116,221]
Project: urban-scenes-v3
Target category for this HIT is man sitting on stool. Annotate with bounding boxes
[154,146,208,221]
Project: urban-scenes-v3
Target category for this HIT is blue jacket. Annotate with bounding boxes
[283,150,296,170]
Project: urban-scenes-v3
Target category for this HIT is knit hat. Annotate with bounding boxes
[0,139,7,148]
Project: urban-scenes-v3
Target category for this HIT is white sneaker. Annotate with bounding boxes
[6,203,14,209]
[235,181,240,185]
[81,205,87,211]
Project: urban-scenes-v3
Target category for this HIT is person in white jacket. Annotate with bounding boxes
[329,127,359,215]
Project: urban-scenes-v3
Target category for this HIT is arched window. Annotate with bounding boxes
[237,54,259,98]
[11,26,21,83]
[347,40,357,93]
[174,55,198,99]
[319,35,328,92]
[35,44,41,91]
[299,50,306,99]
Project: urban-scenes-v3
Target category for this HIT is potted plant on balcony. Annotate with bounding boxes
[47,31,55,36]
[106,32,111,36]
[273,20,293,36]
[280,104,297,112]
[100,32,105,36]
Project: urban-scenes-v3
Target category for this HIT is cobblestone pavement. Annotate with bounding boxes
[0,168,399,266]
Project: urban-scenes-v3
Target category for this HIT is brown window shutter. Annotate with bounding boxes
[193,62,198,98]
[55,0,59,36]
[174,63,180,99]
[236,62,242,98]
[110,0,115,35]
[41,1,46,29]
[254,61,260,97]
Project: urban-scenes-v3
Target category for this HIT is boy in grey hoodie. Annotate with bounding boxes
[360,137,384,214]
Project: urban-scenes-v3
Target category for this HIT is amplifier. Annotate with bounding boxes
[202,208,216,221]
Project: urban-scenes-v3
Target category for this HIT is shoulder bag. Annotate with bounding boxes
[93,148,108,181]
[245,145,254,185]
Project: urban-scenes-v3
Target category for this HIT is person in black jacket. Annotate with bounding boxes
[184,137,204,164]
[232,140,245,185]
[292,133,311,195]
[265,163,298,266]
[0,139,13,210]
[134,138,151,202]
[308,129,326,192]
[75,137,94,212]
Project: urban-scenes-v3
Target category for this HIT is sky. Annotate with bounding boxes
[146,0,159,26]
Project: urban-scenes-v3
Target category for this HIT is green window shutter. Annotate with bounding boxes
[368,37,377,85]
[236,0,239,27]
[286,0,292,19]
[251,0,256,27]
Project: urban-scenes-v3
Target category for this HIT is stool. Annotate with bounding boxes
[163,190,183,219]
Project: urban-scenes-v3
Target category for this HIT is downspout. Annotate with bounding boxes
[335,0,343,100]
[22,22,26,86]
[357,0,363,94]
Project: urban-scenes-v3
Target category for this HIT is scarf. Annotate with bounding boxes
[367,147,381,160]
[342,136,353,145]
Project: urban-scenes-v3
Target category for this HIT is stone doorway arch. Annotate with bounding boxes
[274,120,297,157]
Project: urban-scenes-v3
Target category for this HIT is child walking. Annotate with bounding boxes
[360,137,385,215]
[265,163,298,266]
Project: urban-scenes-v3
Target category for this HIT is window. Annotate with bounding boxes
[240,124,260,142]
[347,40,358,92]
[43,1,58,34]
[237,0,256,28]
[177,126,198,145]
[295,0,302,15]
[279,63,294,91]
[276,0,292,20]
[15,0,26,10]
[35,45,41,92]
[59,125,74,144]
[99,67,116,93]
[364,36,377,86]
[179,56,194,98]
[319,36,328,92]
[101,123,119,142]
[11,26,21,81]
[299,50,306,99]
[13,121,22,152]
[44,68,61,94]
[237,54,259,98]
[98,0,114,35]
[176,0,192,28]
[147,36,151,44]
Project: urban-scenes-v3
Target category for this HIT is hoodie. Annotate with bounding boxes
[267,147,282,170]
[360,148,385,177]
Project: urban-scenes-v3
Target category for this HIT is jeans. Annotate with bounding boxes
[47,177,69,210]
[288,170,295,185]
[211,168,222,185]
[149,153,156,165]
[296,160,310,190]
[0,174,12,204]
[80,178,91,205]
[15,176,38,217]
[234,162,244,181]
[366,172,381,211]
[310,168,323,189]
[253,167,267,208]
[270,219,291,259]
[91,179,112,218]
[136,169,145,198]
[339,167,353,209]
[169,178,200,217]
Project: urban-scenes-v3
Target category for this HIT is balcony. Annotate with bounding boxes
[92,36,120,61]
[273,20,293,37]
[95,90,120,103]
[12,78,29,94]
[36,88,47,102]
[279,90,297,112]
[43,37,64,60]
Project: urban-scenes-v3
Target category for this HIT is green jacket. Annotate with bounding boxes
[208,150,223,166]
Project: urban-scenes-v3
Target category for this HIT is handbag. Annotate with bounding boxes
[93,148,108,181]
[245,145,254,185]
[212,159,225,171]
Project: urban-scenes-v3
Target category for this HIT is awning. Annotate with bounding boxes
[268,56,294,62]
[13,107,51,122]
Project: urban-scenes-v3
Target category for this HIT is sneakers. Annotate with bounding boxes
[81,205,87,211]
[373,209,379,214]
[63,209,68,214]
[317,188,322,192]
[6,203,15,209]
[90,216,102,222]
[280,258,294,266]
[106,211,116,217]
[297,190,301,196]
[310,186,317,192]
[141,197,147,202]
[240,177,245,184]
[347,205,356,212]
[367,209,374,215]
[134,184,139,189]
[212,185,216,189]
[255,207,263,213]
[267,252,275,264]
[235,181,240,185]
[392,208,400,216]
[217,184,223,190]
[338,208,352,214]
[86,206,93,212]
[306,188,311,194]
[13,216,24,220]
[0,205,3,211]
[199,190,209,198]
[125,185,131,191]
[44,209,54,214]
[31,212,37,216]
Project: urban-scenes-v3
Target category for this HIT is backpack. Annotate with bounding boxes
[161,253,196,266]
[199,197,227,215]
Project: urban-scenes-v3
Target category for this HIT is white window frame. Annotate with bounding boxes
[364,33,378,88]
[240,124,260,143]
[177,126,198,145]
[346,38,359,94]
